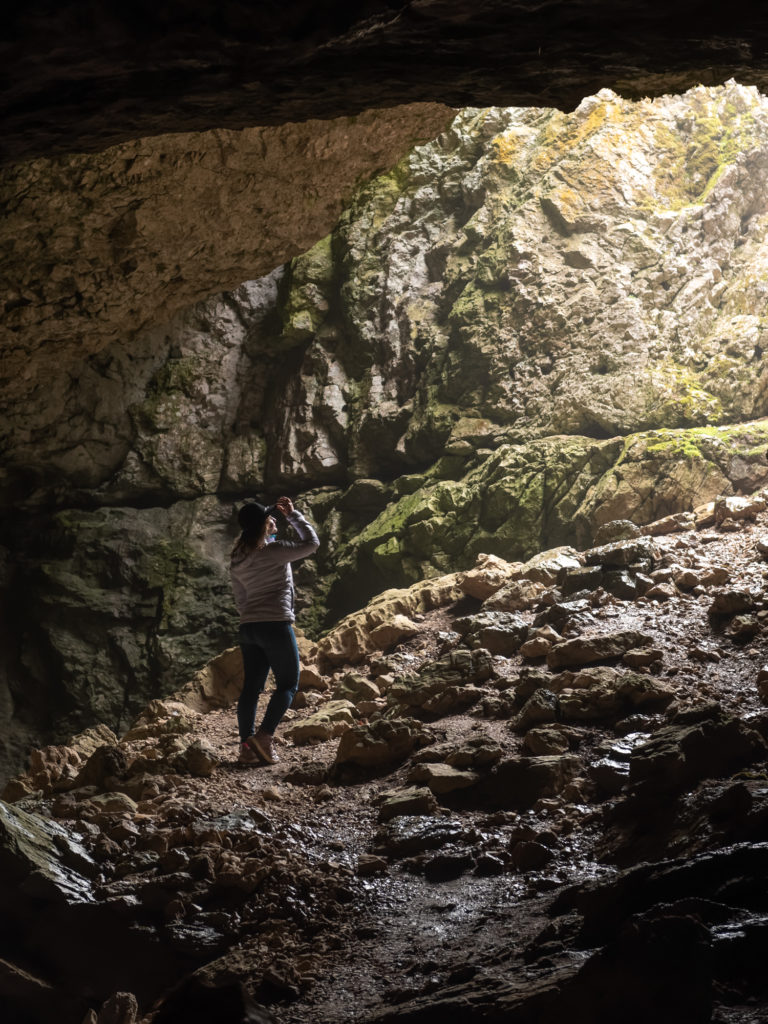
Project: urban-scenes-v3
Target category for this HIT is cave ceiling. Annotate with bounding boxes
[4,2,768,163]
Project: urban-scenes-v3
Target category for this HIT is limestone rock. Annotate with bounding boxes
[642,512,697,536]
[557,670,674,721]
[623,648,663,668]
[0,800,97,903]
[87,793,139,815]
[511,547,583,585]
[408,763,479,795]
[335,718,425,768]
[547,631,654,669]
[411,737,503,769]
[171,739,220,778]
[714,495,766,524]
[484,578,547,612]
[629,707,768,792]
[316,575,462,668]
[726,614,760,638]
[453,611,529,655]
[124,700,203,742]
[522,726,572,756]
[484,755,582,810]
[356,854,388,877]
[709,589,757,616]
[73,746,129,792]
[519,637,552,659]
[584,538,659,569]
[378,787,439,822]
[459,554,521,599]
[387,649,494,715]
[96,991,139,1024]
[510,840,554,871]
[513,690,560,732]
[284,701,357,745]
[368,615,421,649]
[593,520,642,544]
[299,665,330,692]
[332,673,382,703]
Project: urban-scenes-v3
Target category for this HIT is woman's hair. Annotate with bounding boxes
[231,502,275,563]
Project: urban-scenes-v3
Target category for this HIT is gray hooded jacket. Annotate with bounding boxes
[230,509,319,623]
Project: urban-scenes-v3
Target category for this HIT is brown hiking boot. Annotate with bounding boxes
[247,729,278,765]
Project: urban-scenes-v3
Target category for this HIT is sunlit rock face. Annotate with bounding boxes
[6,82,768,772]
[0,103,453,481]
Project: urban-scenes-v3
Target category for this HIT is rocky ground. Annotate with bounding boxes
[4,492,768,1023]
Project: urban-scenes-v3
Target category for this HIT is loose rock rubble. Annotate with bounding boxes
[4,494,768,1022]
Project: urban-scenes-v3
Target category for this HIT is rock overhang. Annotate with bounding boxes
[4,2,768,163]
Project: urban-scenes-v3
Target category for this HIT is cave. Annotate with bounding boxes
[4,4,768,1023]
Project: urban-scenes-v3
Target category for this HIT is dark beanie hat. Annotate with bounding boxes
[237,502,276,534]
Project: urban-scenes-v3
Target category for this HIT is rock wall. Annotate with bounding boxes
[5,82,768,776]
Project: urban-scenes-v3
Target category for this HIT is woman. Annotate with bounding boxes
[230,495,319,765]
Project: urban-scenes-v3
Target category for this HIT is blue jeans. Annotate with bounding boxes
[237,620,300,740]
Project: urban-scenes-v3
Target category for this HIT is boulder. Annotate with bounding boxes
[709,589,757,617]
[641,511,697,536]
[459,553,521,599]
[73,745,129,792]
[316,575,463,668]
[522,726,572,756]
[298,665,330,692]
[483,755,582,810]
[453,611,529,655]
[335,717,425,768]
[484,578,548,612]
[622,647,663,668]
[332,673,382,702]
[547,631,654,669]
[519,637,553,659]
[699,565,730,587]
[629,706,768,793]
[387,649,494,715]
[411,736,502,769]
[123,700,202,741]
[284,701,357,744]
[378,787,438,822]
[714,495,766,523]
[408,763,479,795]
[593,520,642,544]
[509,547,583,585]
[513,689,560,731]
[368,614,421,649]
[557,670,674,721]
[584,538,659,568]
[171,739,220,778]
[560,565,605,597]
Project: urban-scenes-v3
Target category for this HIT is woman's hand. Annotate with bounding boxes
[275,496,294,516]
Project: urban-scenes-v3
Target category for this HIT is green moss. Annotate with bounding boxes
[648,98,758,211]
[647,360,723,425]
[147,357,202,399]
[140,539,197,627]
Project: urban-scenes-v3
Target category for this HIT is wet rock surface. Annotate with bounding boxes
[4,506,768,1021]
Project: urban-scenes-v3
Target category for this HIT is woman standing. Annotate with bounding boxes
[230,495,319,765]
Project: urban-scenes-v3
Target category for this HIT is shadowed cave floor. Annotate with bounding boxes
[144,508,768,1023]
